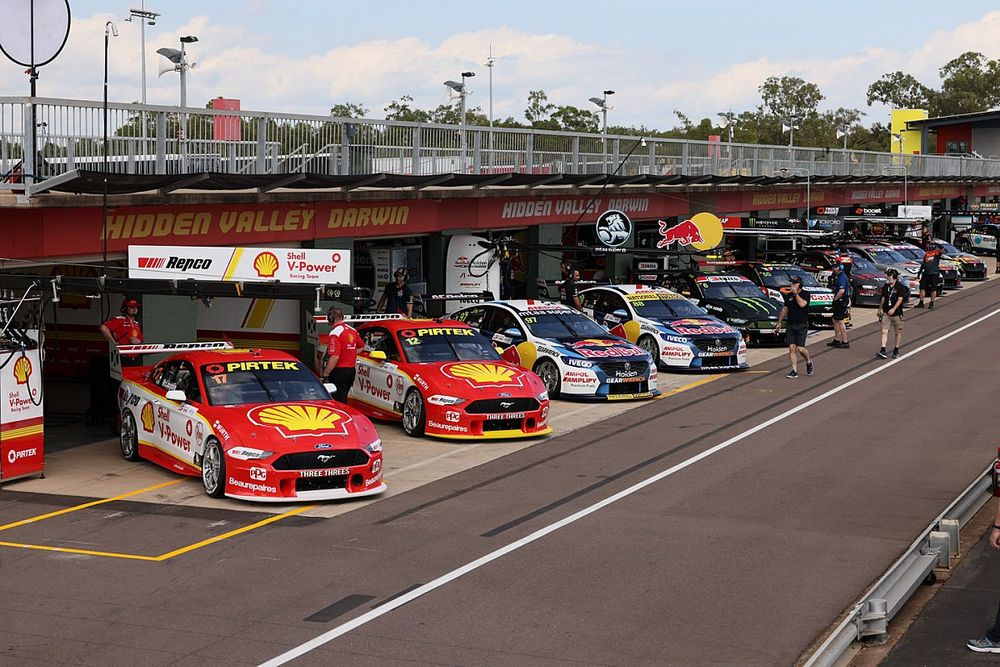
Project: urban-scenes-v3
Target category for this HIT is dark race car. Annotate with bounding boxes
[722,261,836,328]
[921,238,987,281]
[797,249,888,307]
[666,273,783,346]
[882,242,962,289]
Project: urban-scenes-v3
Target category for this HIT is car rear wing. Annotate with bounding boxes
[110,340,234,380]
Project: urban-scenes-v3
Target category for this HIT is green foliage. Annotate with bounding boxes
[867,51,1000,117]
[758,76,824,120]
[330,102,370,119]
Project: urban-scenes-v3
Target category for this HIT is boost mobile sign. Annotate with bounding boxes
[128,245,351,284]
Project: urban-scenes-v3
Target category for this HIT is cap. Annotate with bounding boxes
[122,298,139,309]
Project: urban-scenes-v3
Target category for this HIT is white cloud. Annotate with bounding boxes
[3,9,1000,130]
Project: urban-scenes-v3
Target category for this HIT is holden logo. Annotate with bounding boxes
[12,355,32,384]
[715,339,721,347]
[623,362,631,372]
[253,252,279,278]
[595,209,633,248]
[248,404,351,438]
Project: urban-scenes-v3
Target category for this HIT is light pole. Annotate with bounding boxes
[778,167,811,223]
[444,71,474,172]
[717,110,738,161]
[836,125,849,150]
[125,3,159,104]
[157,36,197,171]
[103,21,119,275]
[589,90,615,173]
[485,49,495,169]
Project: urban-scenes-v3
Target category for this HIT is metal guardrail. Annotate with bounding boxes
[2,96,1000,186]
[804,464,995,667]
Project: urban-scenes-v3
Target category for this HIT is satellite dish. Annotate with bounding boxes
[0,0,71,68]
[836,129,846,139]
[781,123,791,133]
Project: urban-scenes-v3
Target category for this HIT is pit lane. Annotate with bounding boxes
[0,270,994,562]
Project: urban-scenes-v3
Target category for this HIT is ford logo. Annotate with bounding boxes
[315,444,333,450]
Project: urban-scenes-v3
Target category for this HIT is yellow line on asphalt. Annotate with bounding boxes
[656,374,724,399]
[0,541,161,561]
[0,479,186,533]
[744,370,771,374]
[153,504,315,561]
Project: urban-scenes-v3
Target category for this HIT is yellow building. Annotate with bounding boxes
[891,109,928,154]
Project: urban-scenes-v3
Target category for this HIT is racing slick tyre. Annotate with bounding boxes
[202,438,226,498]
[959,239,972,253]
[533,359,562,399]
[637,334,661,369]
[401,389,426,437]
[120,411,142,462]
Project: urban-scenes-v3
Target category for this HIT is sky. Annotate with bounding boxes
[3,0,1000,129]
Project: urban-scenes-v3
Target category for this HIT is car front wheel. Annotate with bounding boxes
[959,239,972,253]
[120,411,142,462]
[202,439,226,498]
[401,389,426,437]
[637,335,661,368]
[533,359,562,399]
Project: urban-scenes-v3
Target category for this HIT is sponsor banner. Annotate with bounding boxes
[595,210,633,248]
[445,234,500,311]
[486,195,685,225]
[129,246,351,284]
[2,346,45,480]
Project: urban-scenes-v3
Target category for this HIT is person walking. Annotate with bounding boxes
[377,267,414,316]
[828,263,851,348]
[776,275,813,379]
[321,307,361,404]
[966,497,1000,653]
[916,242,942,309]
[876,268,908,360]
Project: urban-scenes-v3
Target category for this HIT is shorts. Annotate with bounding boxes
[832,300,849,320]
[785,323,808,347]
[880,314,903,333]
[919,274,938,293]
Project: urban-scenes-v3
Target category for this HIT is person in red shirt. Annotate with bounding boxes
[321,307,361,404]
[100,298,144,346]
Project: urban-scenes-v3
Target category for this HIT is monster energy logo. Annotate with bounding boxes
[730,298,773,314]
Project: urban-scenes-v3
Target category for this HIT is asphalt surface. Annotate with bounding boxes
[2,280,1000,666]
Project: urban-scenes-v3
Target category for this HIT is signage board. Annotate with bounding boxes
[128,246,351,284]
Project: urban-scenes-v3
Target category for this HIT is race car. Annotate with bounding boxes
[845,242,922,288]
[931,238,988,280]
[726,261,836,327]
[954,223,1000,256]
[117,345,386,502]
[664,274,783,345]
[578,284,748,371]
[880,242,962,289]
[451,300,659,401]
[797,249,888,307]
[348,318,551,440]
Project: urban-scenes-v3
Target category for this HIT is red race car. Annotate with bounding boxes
[348,318,552,440]
[116,344,385,502]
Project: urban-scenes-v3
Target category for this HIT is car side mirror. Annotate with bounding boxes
[611,309,629,320]
[369,350,387,361]
[324,382,337,395]
[502,327,523,340]
[165,389,186,402]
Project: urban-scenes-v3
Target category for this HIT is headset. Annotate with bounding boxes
[393,267,409,281]
[885,267,899,279]
[121,297,139,315]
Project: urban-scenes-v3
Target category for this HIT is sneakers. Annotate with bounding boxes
[915,302,925,309]
[892,350,900,359]
[967,636,1000,653]
[839,342,850,349]
[806,362,814,376]
[876,349,887,359]
[786,370,799,379]
[929,302,935,309]
[827,340,842,347]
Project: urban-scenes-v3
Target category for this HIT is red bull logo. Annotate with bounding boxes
[656,212,723,251]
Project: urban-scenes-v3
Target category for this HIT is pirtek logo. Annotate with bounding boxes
[7,447,37,464]
[138,256,214,271]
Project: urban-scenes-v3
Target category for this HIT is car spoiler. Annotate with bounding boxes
[111,340,234,380]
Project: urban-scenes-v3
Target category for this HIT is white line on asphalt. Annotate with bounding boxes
[259,305,1000,667]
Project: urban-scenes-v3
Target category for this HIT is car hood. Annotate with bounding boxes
[414,361,546,398]
[651,317,739,337]
[948,253,984,265]
[210,400,379,452]
[543,336,650,362]
[702,297,782,320]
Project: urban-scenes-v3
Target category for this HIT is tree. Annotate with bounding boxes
[759,76,824,120]
[384,95,430,123]
[550,105,599,133]
[330,102,369,118]
[866,72,933,110]
[524,90,555,126]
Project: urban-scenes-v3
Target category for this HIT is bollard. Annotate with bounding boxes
[860,597,888,638]
[940,519,960,557]
[929,531,952,568]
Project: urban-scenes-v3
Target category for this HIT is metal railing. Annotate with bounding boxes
[3,96,1000,186]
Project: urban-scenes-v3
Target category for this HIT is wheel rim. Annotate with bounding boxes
[537,362,559,393]
[403,393,422,432]
[120,413,136,457]
[639,336,659,362]
[202,442,220,492]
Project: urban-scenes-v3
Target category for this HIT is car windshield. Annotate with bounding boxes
[938,242,961,254]
[757,266,821,288]
[869,248,908,264]
[628,295,707,319]
[698,280,766,299]
[891,246,924,261]
[848,255,881,273]
[200,360,330,406]
[398,327,502,363]
[519,310,608,340]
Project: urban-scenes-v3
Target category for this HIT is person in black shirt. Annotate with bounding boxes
[876,267,908,359]
[558,268,581,310]
[377,267,414,316]
[775,275,813,378]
